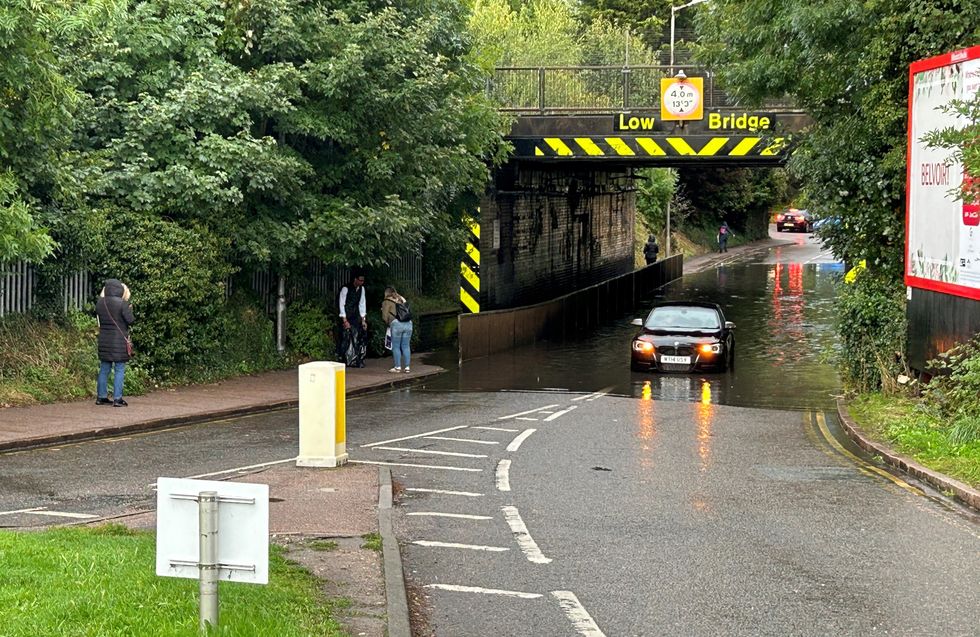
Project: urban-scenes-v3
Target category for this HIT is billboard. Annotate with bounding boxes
[906,46,980,300]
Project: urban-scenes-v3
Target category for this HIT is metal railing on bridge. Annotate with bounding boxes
[489,66,797,115]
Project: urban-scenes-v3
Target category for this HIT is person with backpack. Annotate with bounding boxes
[381,286,413,373]
[717,221,733,253]
[338,270,368,367]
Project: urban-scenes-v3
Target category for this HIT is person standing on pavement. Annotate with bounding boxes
[717,221,733,253]
[338,270,368,368]
[381,286,413,373]
[95,279,134,407]
[643,234,660,265]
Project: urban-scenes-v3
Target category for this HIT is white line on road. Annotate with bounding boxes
[473,426,519,432]
[424,436,499,445]
[184,457,296,481]
[21,510,100,520]
[497,404,560,420]
[506,429,537,452]
[544,405,578,421]
[413,541,509,552]
[515,417,539,421]
[496,459,511,491]
[0,507,45,516]
[352,460,482,472]
[552,591,606,636]
[406,512,493,520]
[360,425,470,448]
[424,584,541,599]
[405,488,484,497]
[375,446,488,459]
[501,505,552,564]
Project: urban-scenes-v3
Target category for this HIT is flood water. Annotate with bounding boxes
[420,241,844,410]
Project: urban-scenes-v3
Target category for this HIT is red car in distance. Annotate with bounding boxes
[775,208,813,232]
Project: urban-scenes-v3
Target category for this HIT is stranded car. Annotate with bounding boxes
[630,302,735,373]
[775,208,813,232]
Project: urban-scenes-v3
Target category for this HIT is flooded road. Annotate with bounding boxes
[421,232,843,410]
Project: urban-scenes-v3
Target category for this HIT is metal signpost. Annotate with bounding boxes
[156,477,270,633]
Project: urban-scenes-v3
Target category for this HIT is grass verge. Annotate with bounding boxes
[0,524,346,637]
[848,393,980,489]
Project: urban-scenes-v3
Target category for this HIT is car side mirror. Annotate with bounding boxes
[631,318,643,326]
[725,321,736,330]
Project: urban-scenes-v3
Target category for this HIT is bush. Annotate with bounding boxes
[922,335,980,442]
[834,271,907,392]
[287,301,337,360]
[94,212,234,380]
[187,294,288,380]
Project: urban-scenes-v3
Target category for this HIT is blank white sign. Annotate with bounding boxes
[156,477,269,584]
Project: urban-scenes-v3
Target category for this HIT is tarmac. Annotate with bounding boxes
[5,236,976,635]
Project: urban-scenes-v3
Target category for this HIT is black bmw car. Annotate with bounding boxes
[630,302,735,373]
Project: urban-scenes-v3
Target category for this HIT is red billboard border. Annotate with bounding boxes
[905,45,980,301]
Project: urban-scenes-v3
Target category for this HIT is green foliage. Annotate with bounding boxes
[636,168,676,232]
[196,295,287,379]
[360,532,383,552]
[0,526,347,636]
[696,0,980,281]
[834,272,907,392]
[922,335,980,439]
[95,211,234,380]
[923,94,980,205]
[679,167,790,240]
[287,301,337,361]
[575,0,669,48]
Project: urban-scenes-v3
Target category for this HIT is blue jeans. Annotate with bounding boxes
[390,320,413,369]
[97,361,126,400]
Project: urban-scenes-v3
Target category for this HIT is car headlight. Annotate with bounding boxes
[633,340,655,353]
[698,343,722,354]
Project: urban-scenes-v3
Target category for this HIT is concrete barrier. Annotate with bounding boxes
[458,255,682,362]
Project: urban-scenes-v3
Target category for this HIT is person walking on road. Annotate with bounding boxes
[381,286,413,373]
[643,234,660,265]
[95,279,134,407]
[717,221,733,253]
[338,270,368,368]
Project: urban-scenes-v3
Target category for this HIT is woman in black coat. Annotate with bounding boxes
[96,279,135,406]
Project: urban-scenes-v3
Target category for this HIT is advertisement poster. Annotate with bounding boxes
[906,46,980,299]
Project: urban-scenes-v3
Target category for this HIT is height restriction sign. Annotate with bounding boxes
[660,76,704,121]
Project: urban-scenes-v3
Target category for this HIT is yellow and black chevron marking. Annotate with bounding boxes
[520,135,788,159]
[459,218,480,313]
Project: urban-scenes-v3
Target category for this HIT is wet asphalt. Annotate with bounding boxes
[2,230,979,635]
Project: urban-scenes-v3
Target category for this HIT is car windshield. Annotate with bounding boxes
[645,306,721,330]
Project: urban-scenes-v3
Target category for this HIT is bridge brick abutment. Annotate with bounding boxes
[478,162,637,310]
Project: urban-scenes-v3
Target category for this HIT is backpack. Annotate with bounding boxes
[395,300,413,322]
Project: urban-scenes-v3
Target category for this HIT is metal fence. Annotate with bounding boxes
[489,65,796,114]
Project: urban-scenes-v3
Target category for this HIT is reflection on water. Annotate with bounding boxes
[421,260,843,410]
[696,381,715,470]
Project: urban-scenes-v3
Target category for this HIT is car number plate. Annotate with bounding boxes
[660,355,691,364]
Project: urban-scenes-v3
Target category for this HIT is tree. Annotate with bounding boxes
[696,0,980,281]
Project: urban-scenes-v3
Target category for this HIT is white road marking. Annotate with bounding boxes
[497,404,560,420]
[425,584,542,599]
[424,436,499,445]
[413,541,508,552]
[375,446,488,459]
[184,457,296,480]
[544,406,578,421]
[515,417,539,421]
[0,507,45,516]
[407,512,493,520]
[405,488,484,497]
[501,505,552,564]
[21,510,100,520]
[473,426,519,432]
[506,429,537,452]
[552,591,606,636]
[352,460,482,472]
[572,387,614,402]
[361,425,470,448]
[496,459,512,491]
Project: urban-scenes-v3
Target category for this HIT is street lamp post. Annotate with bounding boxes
[670,0,709,75]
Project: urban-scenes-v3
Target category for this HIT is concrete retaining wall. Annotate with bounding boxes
[458,255,682,362]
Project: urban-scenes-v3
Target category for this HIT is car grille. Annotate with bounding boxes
[657,346,694,356]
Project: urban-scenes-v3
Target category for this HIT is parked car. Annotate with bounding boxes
[630,302,735,373]
[776,208,813,232]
